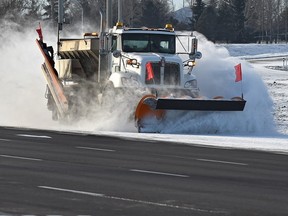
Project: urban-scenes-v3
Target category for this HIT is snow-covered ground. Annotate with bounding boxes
[0,27,287,153]
[223,43,288,135]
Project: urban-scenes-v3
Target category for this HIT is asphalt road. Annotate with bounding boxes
[0,126,287,216]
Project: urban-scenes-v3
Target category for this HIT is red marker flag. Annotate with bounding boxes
[36,23,43,41]
[234,63,242,82]
[146,62,155,81]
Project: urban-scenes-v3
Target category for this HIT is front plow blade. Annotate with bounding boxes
[156,98,246,111]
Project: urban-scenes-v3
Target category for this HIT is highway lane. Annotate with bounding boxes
[0,127,287,215]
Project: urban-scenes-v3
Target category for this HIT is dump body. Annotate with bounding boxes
[57,38,100,81]
[37,36,103,120]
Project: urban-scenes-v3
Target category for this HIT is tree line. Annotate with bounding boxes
[187,0,288,43]
[0,0,287,43]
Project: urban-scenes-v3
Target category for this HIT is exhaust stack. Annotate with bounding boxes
[106,0,112,30]
[57,0,64,56]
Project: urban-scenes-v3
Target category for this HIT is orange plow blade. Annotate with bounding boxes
[134,94,246,132]
[134,95,165,132]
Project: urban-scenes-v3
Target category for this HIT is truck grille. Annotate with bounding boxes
[145,62,180,86]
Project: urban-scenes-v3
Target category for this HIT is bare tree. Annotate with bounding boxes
[121,0,142,27]
[0,0,26,22]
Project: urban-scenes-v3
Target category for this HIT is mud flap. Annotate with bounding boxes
[156,98,246,111]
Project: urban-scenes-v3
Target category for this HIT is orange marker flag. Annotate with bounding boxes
[234,63,242,82]
[146,62,155,81]
[36,23,43,41]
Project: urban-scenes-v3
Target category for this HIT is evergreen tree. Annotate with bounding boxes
[192,0,205,31]
[0,0,26,24]
[231,0,246,42]
[66,0,105,32]
[139,0,171,28]
[111,0,142,27]
[245,0,259,42]
[42,0,71,28]
[208,0,218,8]
[42,0,57,22]
[121,0,142,27]
[196,4,218,42]
[1,0,288,43]
[24,0,41,21]
[217,1,234,42]
[279,5,288,42]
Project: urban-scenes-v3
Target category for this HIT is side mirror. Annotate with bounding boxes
[189,51,202,60]
[113,50,121,58]
[195,51,202,59]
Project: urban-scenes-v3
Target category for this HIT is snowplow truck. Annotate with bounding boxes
[36,22,246,132]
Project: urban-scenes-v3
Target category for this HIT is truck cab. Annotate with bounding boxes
[107,23,199,98]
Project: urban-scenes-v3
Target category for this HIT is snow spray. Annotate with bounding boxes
[158,32,276,134]
[0,21,59,129]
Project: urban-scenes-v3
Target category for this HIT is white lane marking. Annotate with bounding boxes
[39,186,104,197]
[0,154,42,161]
[197,158,248,166]
[17,134,52,139]
[130,169,189,178]
[0,138,10,142]
[76,146,115,152]
[38,186,224,213]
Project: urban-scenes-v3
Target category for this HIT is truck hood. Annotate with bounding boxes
[124,52,183,65]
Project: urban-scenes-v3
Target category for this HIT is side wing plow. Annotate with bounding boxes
[36,39,69,118]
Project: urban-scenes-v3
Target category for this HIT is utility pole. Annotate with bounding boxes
[118,0,122,23]
[51,0,55,28]
[57,0,64,56]
[106,0,112,30]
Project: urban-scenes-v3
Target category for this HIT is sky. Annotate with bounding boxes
[172,0,209,10]
[173,0,189,10]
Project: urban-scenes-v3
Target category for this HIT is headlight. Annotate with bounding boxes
[187,60,196,67]
[121,76,142,87]
[184,79,197,88]
[126,59,138,66]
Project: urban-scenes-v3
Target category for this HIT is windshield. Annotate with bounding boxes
[122,33,175,54]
